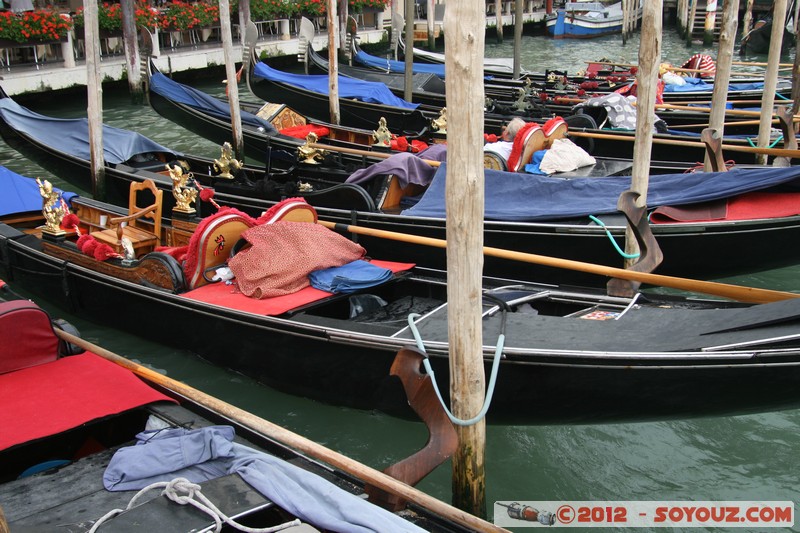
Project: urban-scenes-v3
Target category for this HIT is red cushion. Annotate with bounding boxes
[0,301,59,375]
[279,124,331,139]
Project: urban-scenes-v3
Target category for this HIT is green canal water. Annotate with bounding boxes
[1,27,799,531]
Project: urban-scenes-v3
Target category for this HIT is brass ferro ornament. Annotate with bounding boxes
[431,107,447,133]
[372,117,392,147]
[298,132,326,164]
[212,142,243,179]
[37,178,66,235]
[167,163,198,214]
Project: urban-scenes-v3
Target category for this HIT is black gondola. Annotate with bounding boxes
[0,286,486,531]
[3,84,800,288]
[4,168,800,426]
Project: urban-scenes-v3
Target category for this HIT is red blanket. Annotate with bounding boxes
[651,192,800,223]
[0,353,174,451]
[182,260,415,315]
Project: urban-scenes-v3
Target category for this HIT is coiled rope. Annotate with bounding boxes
[406,293,508,426]
[88,477,301,533]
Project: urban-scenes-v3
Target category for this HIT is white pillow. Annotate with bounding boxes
[538,139,596,175]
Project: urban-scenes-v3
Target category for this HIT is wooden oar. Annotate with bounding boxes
[589,59,796,70]
[654,102,794,118]
[665,99,794,106]
[318,220,800,304]
[309,143,442,167]
[553,97,793,116]
[567,130,800,158]
[665,65,794,75]
[732,60,795,68]
[676,118,782,129]
[52,328,506,533]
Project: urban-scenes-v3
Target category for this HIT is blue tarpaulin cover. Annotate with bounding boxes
[253,62,420,109]
[0,97,179,165]
[662,76,766,93]
[104,425,426,533]
[149,71,278,133]
[0,166,78,217]
[402,164,800,221]
[353,49,446,77]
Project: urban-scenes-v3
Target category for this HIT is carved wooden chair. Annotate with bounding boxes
[92,180,163,258]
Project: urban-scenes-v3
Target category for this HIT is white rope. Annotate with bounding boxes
[88,477,301,533]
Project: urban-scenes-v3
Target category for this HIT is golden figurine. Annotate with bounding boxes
[167,163,198,215]
[212,142,243,180]
[431,107,447,133]
[298,132,326,164]
[372,117,392,147]
[36,178,67,236]
[512,88,533,113]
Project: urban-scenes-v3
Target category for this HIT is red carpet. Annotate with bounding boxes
[651,192,800,224]
[726,192,800,220]
[0,353,174,451]
[181,260,415,316]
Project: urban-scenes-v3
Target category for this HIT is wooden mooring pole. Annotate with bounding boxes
[494,0,503,42]
[327,0,341,125]
[704,0,739,171]
[404,0,414,101]
[513,0,522,78]
[756,0,788,165]
[741,0,755,41]
[220,0,245,159]
[686,0,698,43]
[121,0,143,104]
[85,0,106,202]
[703,0,718,45]
[616,0,662,288]
[444,0,487,518]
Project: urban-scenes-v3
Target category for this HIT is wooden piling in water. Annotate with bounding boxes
[619,0,661,274]
[756,0,788,165]
[444,0,487,518]
[220,0,244,159]
[705,0,739,171]
[85,0,106,202]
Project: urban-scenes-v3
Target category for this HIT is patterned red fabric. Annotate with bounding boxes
[681,54,716,78]
[229,222,366,299]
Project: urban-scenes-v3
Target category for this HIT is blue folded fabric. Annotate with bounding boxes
[524,149,548,175]
[309,260,393,294]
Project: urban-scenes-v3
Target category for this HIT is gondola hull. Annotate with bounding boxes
[3,84,800,288]
[0,292,473,532]
[4,205,800,426]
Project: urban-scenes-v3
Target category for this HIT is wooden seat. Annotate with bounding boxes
[92,180,163,258]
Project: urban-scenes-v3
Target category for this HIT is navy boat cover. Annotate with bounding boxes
[353,49,446,77]
[0,166,78,217]
[0,97,179,165]
[402,164,800,221]
[662,76,767,94]
[149,72,279,133]
[253,62,420,109]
